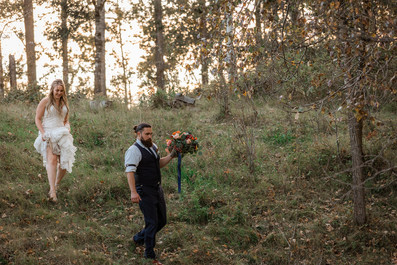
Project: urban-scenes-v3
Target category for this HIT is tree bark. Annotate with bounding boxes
[339,0,367,225]
[9,55,17,90]
[61,0,69,93]
[348,111,366,225]
[199,0,208,86]
[254,0,263,75]
[270,3,280,50]
[0,40,4,100]
[94,0,106,97]
[254,0,262,52]
[118,21,128,105]
[219,69,230,117]
[225,7,236,84]
[153,0,165,90]
[23,0,37,89]
[217,38,230,118]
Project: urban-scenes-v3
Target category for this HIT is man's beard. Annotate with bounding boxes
[141,138,153,148]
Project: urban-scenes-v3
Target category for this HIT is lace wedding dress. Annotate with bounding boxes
[34,105,77,173]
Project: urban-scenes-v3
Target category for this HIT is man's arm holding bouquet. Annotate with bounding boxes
[160,147,178,168]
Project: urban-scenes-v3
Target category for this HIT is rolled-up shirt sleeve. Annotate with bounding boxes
[125,145,141,173]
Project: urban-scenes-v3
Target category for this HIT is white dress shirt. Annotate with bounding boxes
[125,139,159,173]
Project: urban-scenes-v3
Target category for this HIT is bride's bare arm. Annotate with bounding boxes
[35,98,48,137]
[64,116,70,131]
[63,105,70,131]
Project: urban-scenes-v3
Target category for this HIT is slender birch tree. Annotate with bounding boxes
[23,0,37,89]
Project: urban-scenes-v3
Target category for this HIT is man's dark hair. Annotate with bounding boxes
[134,123,152,133]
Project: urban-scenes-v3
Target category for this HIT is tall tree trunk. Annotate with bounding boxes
[346,0,375,226]
[270,3,279,51]
[218,69,230,118]
[254,0,263,75]
[117,21,128,105]
[348,111,366,225]
[94,0,106,97]
[225,7,236,84]
[61,0,69,93]
[342,0,367,225]
[217,37,230,118]
[343,55,367,225]
[199,0,208,86]
[255,0,262,54]
[9,55,17,90]
[153,0,165,90]
[23,0,37,89]
[0,40,4,100]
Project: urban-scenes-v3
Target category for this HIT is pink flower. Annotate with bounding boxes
[166,139,172,146]
[173,133,180,139]
[186,139,192,144]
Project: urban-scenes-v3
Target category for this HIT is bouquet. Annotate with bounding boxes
[167,131,198,193]
[166,131,199,156]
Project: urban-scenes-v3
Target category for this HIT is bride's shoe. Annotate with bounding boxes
[48,190,57,202]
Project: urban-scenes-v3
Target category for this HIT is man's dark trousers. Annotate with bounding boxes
[134,185,167,259]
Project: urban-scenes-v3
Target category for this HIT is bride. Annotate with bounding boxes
[34,79,77,202]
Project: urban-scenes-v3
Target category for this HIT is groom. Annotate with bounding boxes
[124,123,176,261]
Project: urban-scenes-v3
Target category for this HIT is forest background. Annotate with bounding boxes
[0,0,396,264]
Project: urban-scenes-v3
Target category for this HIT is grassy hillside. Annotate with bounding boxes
[0,98,396,264]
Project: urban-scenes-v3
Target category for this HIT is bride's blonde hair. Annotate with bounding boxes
[46,79,69,122]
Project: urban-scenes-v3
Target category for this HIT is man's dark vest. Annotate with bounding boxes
[134,143,161,187]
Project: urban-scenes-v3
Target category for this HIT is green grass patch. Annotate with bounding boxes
[0,99,395,264]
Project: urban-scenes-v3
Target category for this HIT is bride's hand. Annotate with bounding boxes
[65,123,71,132]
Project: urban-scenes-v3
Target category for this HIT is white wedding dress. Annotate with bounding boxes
[34,105,77,173]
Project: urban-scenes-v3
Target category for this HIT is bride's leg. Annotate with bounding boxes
[46,147,58,201]
[55,161,67,188]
